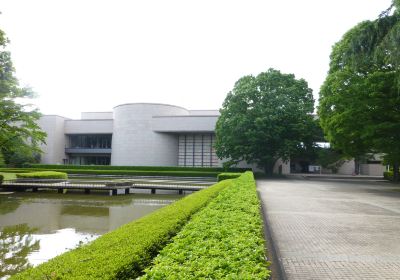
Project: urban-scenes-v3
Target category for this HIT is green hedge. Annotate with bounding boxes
[0,168,219,178]
[384,171,393,181]
[16,171,68,180]
[140,172,270,279]
[10,179,229,280]
[29,164,250,172]
[217,172,242,181]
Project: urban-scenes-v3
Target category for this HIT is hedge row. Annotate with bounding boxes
[217,172,242,181]
[11,179,230,280]
[16,171,68,179]
[0,168,219,178]
[140,172,270,279]
[384,171,393,181]
[29,164,250,172]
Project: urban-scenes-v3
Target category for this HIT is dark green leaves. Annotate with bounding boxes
[215,68,315,173]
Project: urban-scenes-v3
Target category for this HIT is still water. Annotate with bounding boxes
[0,191,180,279]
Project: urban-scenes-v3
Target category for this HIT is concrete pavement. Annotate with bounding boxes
[257,179,400,279]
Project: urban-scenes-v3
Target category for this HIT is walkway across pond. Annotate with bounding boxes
[1,177,215,196]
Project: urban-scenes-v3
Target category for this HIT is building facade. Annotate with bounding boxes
[38,102,385,176]
[38,103,222,167]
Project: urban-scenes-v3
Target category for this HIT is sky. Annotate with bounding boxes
[0,0,394,119]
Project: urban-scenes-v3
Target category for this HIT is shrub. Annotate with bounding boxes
[217,172,242,181]
[16,171,68,180]
[0,174,3,185]
[29,164,250,172]
[6,168,219,178]
[10,179,229,280]
[384,171,393,181]
[140,172,270,279]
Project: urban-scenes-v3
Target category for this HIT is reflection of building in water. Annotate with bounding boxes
[0,195,177,234]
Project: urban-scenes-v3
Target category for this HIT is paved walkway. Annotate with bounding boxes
[257,179,400,280]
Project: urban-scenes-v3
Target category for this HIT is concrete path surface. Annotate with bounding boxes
[257,179,400,280]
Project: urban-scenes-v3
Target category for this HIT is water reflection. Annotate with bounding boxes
[0,224,39,279]
[0,192,180,279]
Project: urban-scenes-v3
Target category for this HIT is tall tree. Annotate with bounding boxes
[0,29,45,165]
[318,1,400,180]
[215,68,315,174]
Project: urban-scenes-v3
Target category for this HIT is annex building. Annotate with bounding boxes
[37,102,385,176]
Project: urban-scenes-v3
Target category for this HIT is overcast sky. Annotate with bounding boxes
[0,0,393,118]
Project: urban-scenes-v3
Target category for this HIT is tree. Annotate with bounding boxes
[318,1,400,180]
[0,29,46,165]
[215,68,315,174]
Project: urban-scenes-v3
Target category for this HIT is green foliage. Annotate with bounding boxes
[16,171,68,180]
[217,172,242,181]
[2,137,41,167]
[3,168,220,178]
[0,174,3,184]
[215,68,315,174]
[140,172,270,279]
[318,3,400,180]
[10,180,229,280]
[384,171,393,181]
[29,164,249,172]
[315,148,345,173]
[0,29,46,164]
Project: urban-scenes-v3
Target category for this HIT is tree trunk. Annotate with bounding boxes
[393,161,399,183]
[354,158,360,175]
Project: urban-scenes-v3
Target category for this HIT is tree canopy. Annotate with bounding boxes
[215,68,315,174]
[318,1,400,179]
[0,29,45,166]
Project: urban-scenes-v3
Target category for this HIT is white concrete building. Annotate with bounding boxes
[39,103,221,167]
[38,102,385,176]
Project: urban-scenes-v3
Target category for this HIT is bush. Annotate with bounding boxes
[29,164,250,172]
[0,174,3,185]
[217,172,242,181]
[384,171,393,181]
[10,179,229,280]
[16,171,68,180]
[5,168,220,178]
[140,172,270,279]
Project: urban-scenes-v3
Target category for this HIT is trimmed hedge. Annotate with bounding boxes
[16,171,68,180]
[217,172,242,181]
[29,164,250,172]
[0,168,219,178]
[140,172,270,279]
[10,179,230,280]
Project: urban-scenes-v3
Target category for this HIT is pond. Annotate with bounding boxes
[0,191,180,279]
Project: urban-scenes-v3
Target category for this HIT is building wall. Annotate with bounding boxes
[81,112,113,120]
[111,103,189,166]
[360,163,385,176]
[38,115,68,164]
[65,120,113,134]
[152,115,218,132]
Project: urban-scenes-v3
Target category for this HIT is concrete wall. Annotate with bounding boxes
[38,115,68,164]
[111,103,189,166]
[152,115,218,132]
[337,160,355,175]
[360,164,385,176]
[64,120,113,134]
[81,112,113,120]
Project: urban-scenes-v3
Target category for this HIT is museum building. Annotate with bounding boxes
[38,103,221,167]
[37,102,385,176]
